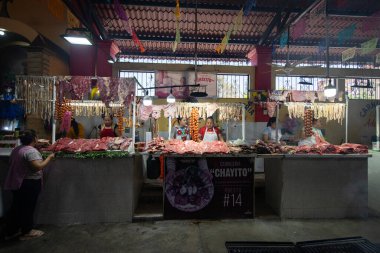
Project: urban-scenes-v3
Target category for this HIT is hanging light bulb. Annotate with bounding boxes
[167,88,176,103]
[143,90,152,106]
[324,78,337,98]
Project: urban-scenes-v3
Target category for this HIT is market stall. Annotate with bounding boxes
[4,75,145,224]
[36,154,142,224]
[263,153,370,219]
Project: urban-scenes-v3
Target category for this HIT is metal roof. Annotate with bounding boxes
[65,0,380,63]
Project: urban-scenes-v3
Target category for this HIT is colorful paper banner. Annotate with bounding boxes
[216,25,233,54]
[292,17,307,40]
[243,0,256,16]
[361,38,378,55]
[279,31,288,48]
[172,0,181,52]
[362,11,380,32]
[233,9,244,34]
[318,40,326,54]
[114,0,145,53]
[338,24,356,46]
[342,47,356,62]
[376,53,380,64]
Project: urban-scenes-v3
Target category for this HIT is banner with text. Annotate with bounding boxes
[164,157,254,219]
[155,71,217,98]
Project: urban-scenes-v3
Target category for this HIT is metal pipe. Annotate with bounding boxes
[52,77,56,144]
[275,103,279,143]
[242,104,246,141]
[168,116,172,140]
[377,105,380,141]
[137,84,200,90]
[345,93,349,143]
[132,87,137,154]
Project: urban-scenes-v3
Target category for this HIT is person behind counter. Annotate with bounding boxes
[262,117,285,144]
[173,117,191,141]
[98,113,120,138]
[198,117,224,142]
[299,118,326,146]
[66,117,85,139]
[4,129,55,241]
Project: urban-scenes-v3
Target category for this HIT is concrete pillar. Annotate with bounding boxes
[248,46,273,122]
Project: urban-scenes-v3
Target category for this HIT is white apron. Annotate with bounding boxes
[203,127,218,142]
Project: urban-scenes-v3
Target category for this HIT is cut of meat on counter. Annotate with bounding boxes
[41,137,133,153]
[145,138,230,154]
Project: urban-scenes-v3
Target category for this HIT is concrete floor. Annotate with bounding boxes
[1,151,380,253]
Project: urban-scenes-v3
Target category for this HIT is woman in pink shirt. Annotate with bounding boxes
[4,129,54,241]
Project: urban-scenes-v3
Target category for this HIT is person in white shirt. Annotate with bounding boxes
[262,117,285,144]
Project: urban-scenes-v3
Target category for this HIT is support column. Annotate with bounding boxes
[248,46,272,122]
[96,41,118,77]
[69,45,96,76]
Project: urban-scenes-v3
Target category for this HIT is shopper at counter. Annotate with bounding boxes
[173,117,191,141]
[262,117,285,144]
[4,129,55,241]
[198,117,224,142]
[66,117,85,139]
[98,114,120,138]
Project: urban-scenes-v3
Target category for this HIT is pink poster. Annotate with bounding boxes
[155,71,217,98]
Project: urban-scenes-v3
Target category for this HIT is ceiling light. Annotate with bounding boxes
[108,58,115,64]
[324,79,336,98]
[167,88,176,103]
[61,28,93,45]
[0,28,6,36]
[143,91,152,106]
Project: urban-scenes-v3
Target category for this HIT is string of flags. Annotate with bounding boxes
[114,0,145,53]
[215,0,255,54]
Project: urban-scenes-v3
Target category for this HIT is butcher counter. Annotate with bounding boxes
[159,153,256,220]
[262,154,371,219]
[34,154,143,224]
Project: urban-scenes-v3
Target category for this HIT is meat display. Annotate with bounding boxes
[145,138,368,155]
[42,137,132,153]
[145,138,230,154]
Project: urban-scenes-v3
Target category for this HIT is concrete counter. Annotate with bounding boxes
[35,155,143,224]
[264,155,370,219]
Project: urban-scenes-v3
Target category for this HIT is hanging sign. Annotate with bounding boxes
[342,47,356,62]
[360,38,378,55]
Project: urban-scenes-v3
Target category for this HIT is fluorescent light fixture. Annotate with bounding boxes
[143,91,152,106]
[61,28,93,45]
[324,79,336,98]
[167,88,176,103]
